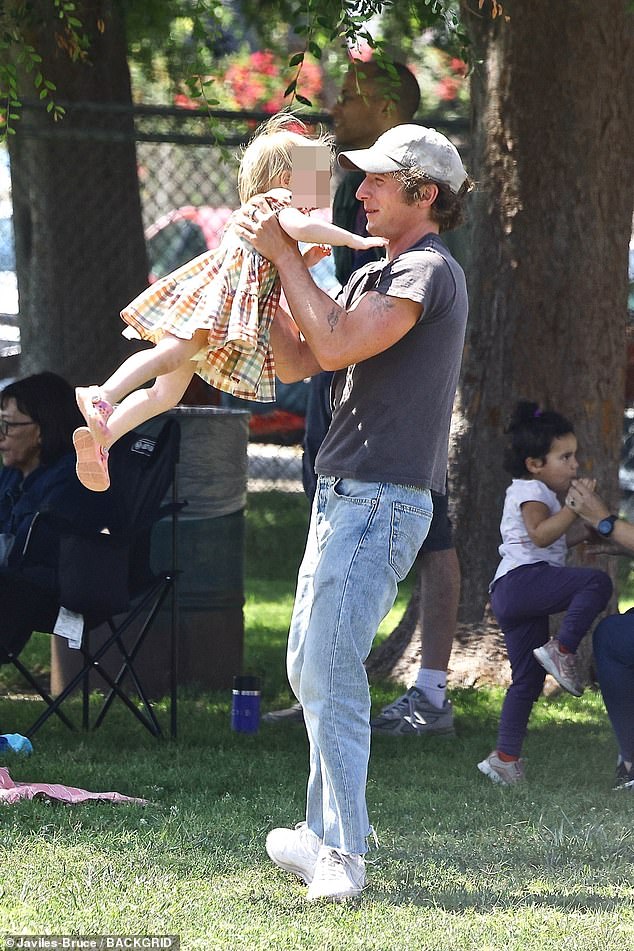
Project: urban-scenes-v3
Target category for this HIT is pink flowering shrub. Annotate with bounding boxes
[181,48,325,113]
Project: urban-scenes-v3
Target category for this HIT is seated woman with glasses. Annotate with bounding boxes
[0,372,115,663]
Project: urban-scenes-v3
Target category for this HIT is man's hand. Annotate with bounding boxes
[234,199,300,266]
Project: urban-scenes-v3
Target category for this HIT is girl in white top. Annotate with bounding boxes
[477,400,612,786]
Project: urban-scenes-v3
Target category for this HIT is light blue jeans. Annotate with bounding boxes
[287,476,433,854]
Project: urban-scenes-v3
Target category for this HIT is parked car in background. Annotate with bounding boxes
[1,148,19,369]
[145,205,234,281]
[1,149,17,324]
[0,208,18,319]
[626,240,634,405]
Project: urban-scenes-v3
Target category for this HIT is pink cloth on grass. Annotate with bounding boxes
[0,766,148,806]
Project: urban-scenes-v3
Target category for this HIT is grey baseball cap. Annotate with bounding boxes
[338,124,468,194]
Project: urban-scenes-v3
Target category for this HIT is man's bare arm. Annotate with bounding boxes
[269,305,323,383]
[236,205,421,369]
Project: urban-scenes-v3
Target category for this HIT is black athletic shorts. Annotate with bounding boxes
[419,487,453,553]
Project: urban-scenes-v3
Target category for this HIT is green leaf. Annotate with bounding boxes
[295,93,312,106]
[284,80,297,97]
[288,52,304,67]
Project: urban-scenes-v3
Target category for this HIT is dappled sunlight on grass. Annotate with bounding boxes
[2,493,634,945]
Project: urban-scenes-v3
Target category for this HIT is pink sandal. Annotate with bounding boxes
[76,386,114,441]
[73,427,110,492]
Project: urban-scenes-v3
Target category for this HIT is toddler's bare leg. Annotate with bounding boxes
[102,331,206,405]
[77,330,207,445]
[103,361,196,447]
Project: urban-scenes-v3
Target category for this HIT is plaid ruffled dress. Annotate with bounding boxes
[120,191,291,402]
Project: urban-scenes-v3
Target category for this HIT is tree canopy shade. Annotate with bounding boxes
[1,0,471,130]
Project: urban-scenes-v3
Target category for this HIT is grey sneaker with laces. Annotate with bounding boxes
[266,822,322,884]
[370,686,455,736]
[533,639,583,696]
[306,846,366,901]
[261,702,304,725]
[477,751,525,786]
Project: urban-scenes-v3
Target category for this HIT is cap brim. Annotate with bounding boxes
[337,148,402,173]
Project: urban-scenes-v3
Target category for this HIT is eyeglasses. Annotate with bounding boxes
[0,419,37,437]
[335,91,382,107]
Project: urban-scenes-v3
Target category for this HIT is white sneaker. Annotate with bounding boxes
[266,822,322,884]
[477,750,525,786]
[533,639,583,696]
[306,846,366,901]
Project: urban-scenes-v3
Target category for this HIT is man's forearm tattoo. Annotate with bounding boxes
[327,306,341,332]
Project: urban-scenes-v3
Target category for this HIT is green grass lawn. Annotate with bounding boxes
[1,493,633,949]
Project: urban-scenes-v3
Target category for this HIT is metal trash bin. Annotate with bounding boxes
[51,405,249,698]
[155,405,249,691]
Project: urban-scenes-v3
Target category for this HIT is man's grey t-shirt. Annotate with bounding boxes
[314,232,468,494]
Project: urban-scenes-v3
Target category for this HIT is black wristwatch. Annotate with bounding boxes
[597,515,618,537]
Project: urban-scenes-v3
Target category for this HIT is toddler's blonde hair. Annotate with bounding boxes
[237,112,334,203]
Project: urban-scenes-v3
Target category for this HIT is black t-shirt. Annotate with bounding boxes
[315,233,468,492]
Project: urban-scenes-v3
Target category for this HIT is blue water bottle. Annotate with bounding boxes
[231,675,261,734]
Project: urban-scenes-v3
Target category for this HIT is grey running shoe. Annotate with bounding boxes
[533,639,583,696]
[370,686,455,736]
[261,702,304,725]
[306,846,365,901]
[477,751,525,785]
[266,822,322,884]
[613,761,634,791]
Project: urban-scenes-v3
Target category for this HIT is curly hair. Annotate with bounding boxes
[393,167,474,232]
[503,400,575,478]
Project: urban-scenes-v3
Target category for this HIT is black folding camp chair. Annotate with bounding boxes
[8,418,183,738]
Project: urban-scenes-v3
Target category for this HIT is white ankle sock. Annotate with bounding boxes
[415,669,447,709]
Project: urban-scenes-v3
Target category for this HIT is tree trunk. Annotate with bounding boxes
[455,0,634,622]
[367,0,634,678]
[9,0,148,384]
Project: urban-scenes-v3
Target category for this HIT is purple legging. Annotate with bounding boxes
[593,611,634,763]
[490,562,613,757]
